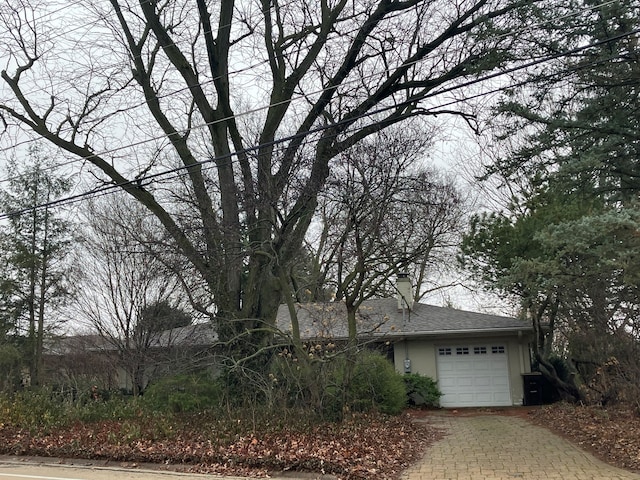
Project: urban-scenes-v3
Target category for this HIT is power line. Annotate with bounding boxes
[4,0,361,105]
[4,28,639,217]
[0,0,628,168]
[0,26,636,221]
[2,25,635,193]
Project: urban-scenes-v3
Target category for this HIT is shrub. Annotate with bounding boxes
[347,351,407,415]
[403,373,442,408]
[0,386,148,431]
[143,372,222,413]
[0,388,67,431]
[75,393,141,422]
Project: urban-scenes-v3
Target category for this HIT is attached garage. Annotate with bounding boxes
[276,282,534,408]
[436,344,512,407]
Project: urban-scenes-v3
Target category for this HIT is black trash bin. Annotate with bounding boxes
[522,372,544,406]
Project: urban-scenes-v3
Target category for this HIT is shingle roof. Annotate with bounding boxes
[44,335,112,355]
[149,322,218,347]
[275,298,531,340]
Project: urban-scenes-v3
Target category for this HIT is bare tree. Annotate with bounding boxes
[74,196,192,395]
[297,129,464,341]
[0,0,534,357]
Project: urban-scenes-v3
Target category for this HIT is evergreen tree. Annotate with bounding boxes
[0,146,72,386]
[491,0,639,202]
[463,0,640,402]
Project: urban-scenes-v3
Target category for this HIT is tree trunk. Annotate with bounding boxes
[535,352,583,403]
[27,180,39,386]
[35,200,51,389]
[529,298,583,402]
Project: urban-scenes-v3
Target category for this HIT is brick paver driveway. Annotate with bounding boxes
[402,413,640,480]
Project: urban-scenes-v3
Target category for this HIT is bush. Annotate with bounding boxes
[0,389,66,431]
[143,372,222,413]
[75,393,141,422]
[269,350,406,419]
[403,373,441,408]
[0,387,145,431]
[347,351,407,415]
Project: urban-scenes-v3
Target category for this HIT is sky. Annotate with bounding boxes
[0,0,527,323]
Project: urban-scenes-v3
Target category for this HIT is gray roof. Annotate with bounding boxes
[149,322,218,348]
[46,324,219,355]
[275,298,531,340]
[44,335,112,355]
[51,304,528,355]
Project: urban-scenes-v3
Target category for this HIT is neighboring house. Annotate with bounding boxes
[275,276,534,408]
[43,335,120,392]
[44,324,219,393]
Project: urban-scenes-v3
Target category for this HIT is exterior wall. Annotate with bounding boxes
[393,338,438,378]
[393,333,532,406]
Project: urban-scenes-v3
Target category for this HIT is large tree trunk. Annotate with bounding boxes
[530,296,584,403]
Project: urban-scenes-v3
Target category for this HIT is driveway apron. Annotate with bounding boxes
[402,413,640,480]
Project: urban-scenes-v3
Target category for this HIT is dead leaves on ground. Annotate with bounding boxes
[529,403,640,472]
[0,412,441,479]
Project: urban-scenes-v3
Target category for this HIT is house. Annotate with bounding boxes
[275,275,534,408]
[46,277,533,407]
[43,324,220,394]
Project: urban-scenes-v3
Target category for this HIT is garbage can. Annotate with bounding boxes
[522,372,544,406]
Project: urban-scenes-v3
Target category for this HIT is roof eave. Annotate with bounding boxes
[388,326,533,337]
[297,326,533,342]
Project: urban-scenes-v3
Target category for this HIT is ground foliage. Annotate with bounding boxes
[0,410,441,479]
[529,403,640,473]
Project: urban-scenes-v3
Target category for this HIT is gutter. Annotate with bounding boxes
[300,326,532,343]
[386,326,533,337]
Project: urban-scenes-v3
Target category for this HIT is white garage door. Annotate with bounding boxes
[436,345,511,407]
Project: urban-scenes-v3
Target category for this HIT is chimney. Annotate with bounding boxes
[396,272,414,311]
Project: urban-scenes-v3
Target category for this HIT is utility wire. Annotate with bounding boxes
[0,27,636,221]
[1,17,636,186]
[3,31,638,217]
[7,0,353,101]
[0,0,630,167]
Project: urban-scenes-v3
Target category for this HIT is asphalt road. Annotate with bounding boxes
[0,457,332,480]
[0,460,249,480]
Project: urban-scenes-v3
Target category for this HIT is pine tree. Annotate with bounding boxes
[0,146,73,386]
[463,0,640,402]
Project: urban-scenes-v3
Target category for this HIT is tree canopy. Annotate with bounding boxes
[0,0,538,353]
[461,0,640,402]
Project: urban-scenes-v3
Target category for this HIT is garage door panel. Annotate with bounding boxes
[456,391,475,400]
[474,364,493,373]
[475,392,494,403]
[492,376,509,387]
[456,361,475,371]
[473,376,492,387]
[455,376,476,387]
[439,379,457,389]
[438,363,456,373]
[494,393,511,403]
[437,344,511,408]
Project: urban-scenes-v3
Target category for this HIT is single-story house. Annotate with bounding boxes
[275,275,534,408]
[46,277,534,406]
[43,324,219,393]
